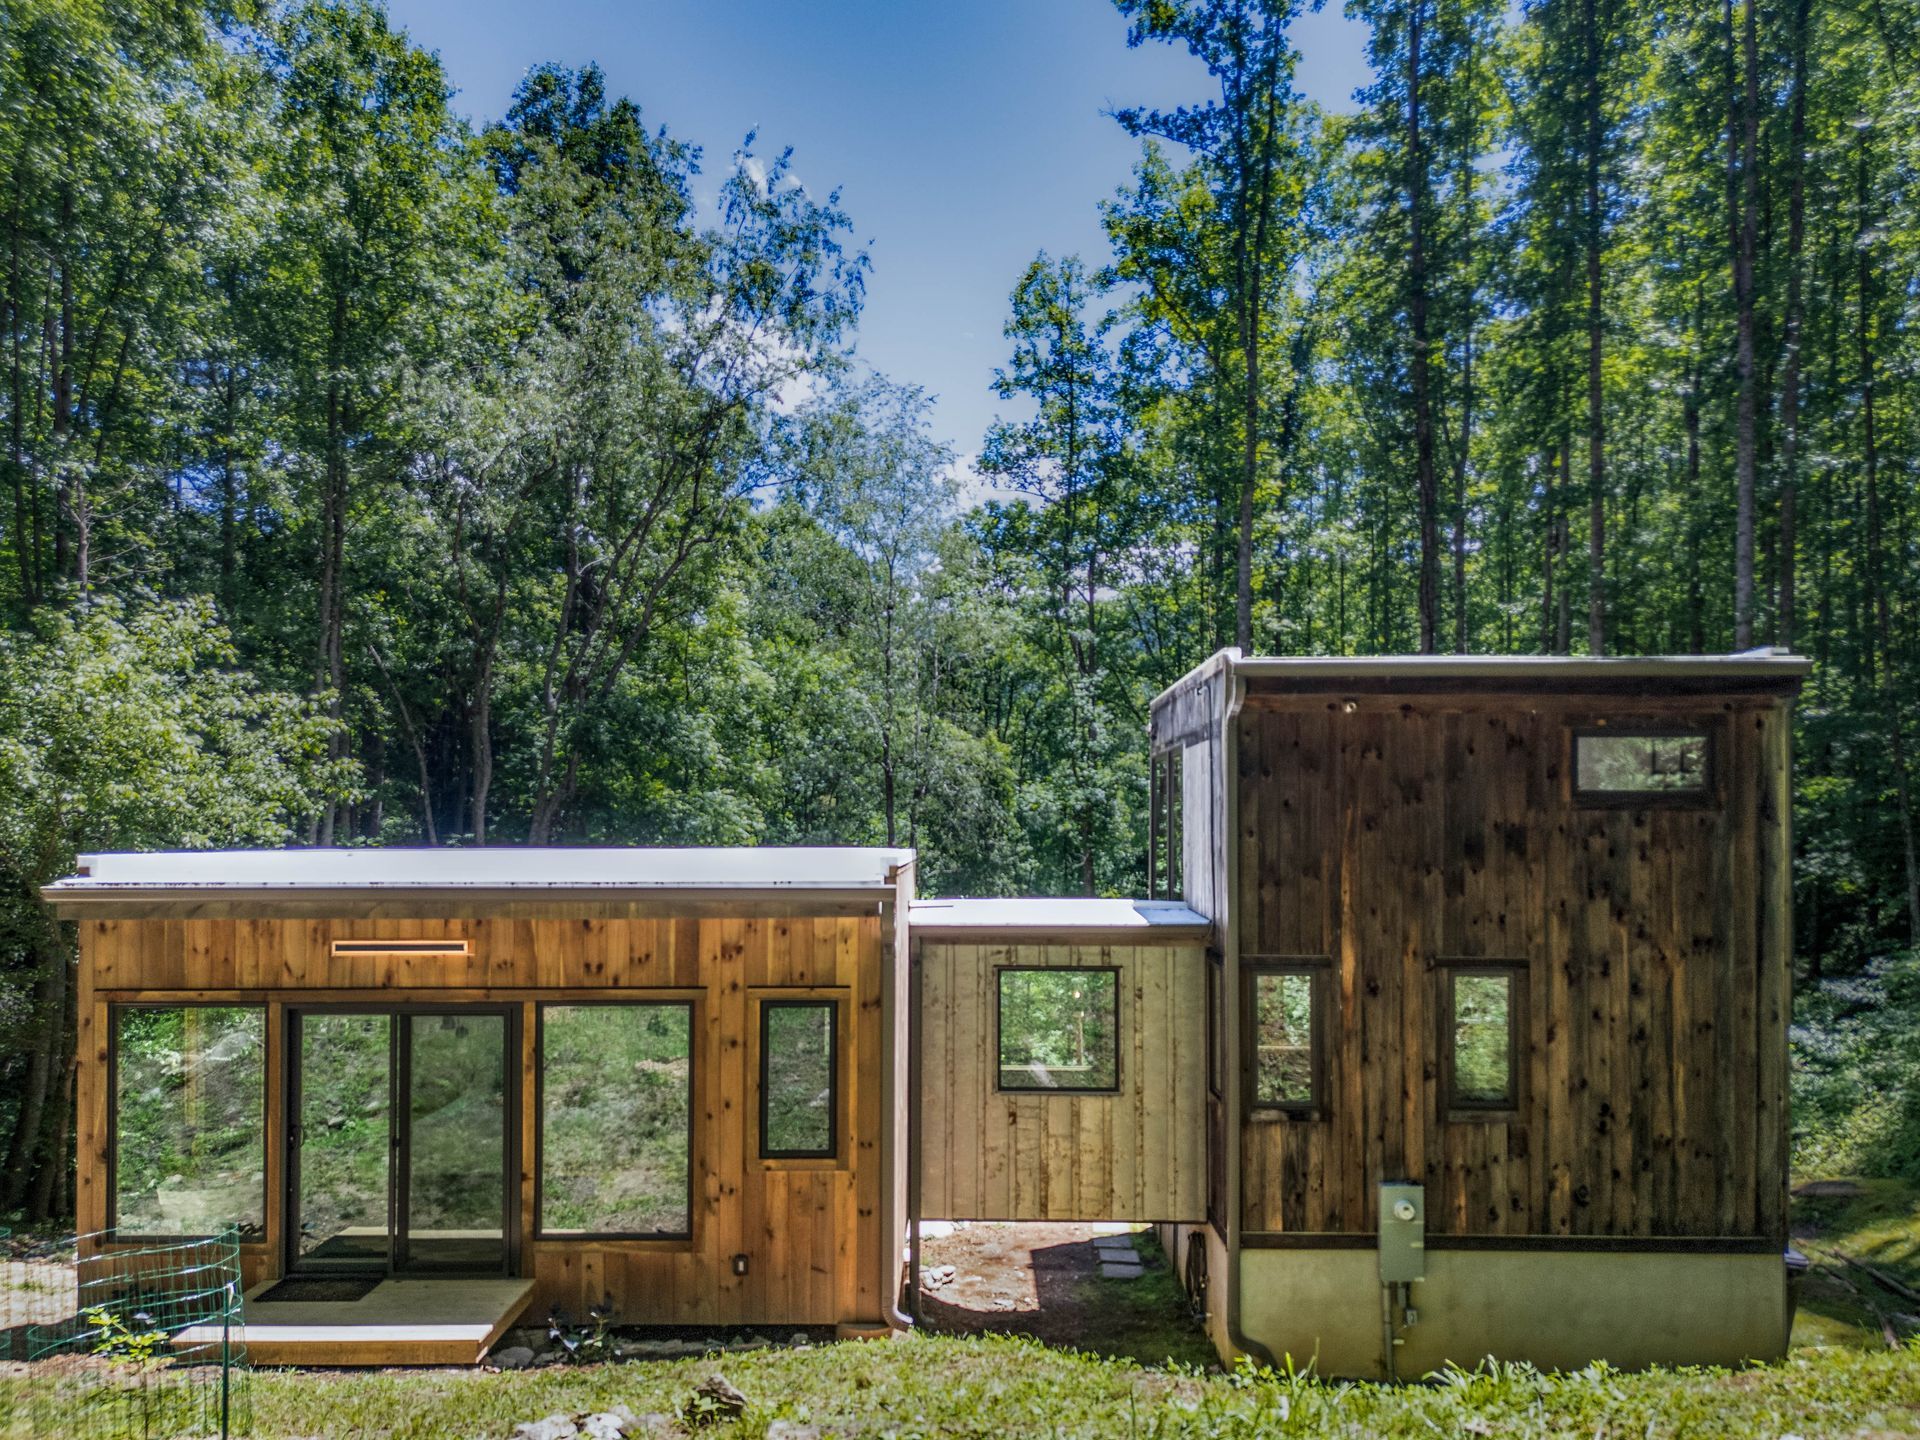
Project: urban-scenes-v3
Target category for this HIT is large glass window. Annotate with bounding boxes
[759,1000,839,1159]
[1574,730,1710,799]
[1248,968,1318,1112]
[1150,749,1184,900]
[112,1006,265,1238]
[1442,966,1521,1113]
[997,968,1120,1091]
[539,1004,692,1237]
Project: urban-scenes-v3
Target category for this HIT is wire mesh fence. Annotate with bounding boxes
[1,1227,250,1439]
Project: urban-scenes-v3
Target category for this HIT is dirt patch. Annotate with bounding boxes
[914,1222,1214,1369]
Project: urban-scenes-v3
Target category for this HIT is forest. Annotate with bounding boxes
[0,0,1916,1223]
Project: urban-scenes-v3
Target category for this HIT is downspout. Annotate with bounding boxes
[880,862,917,1334]
[1218,656,1279,1370]
[905,927,924,1325]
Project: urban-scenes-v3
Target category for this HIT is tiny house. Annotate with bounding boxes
[46,648,1807,1376]
[46,848,915,1364]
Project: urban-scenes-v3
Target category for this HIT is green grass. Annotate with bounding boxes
[7,1332,1919,1439]
[1790,1176,1920,1351]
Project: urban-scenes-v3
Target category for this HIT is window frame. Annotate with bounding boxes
[1435,960,1527,1118]
[534,998,697,1242]
[1242,959,1328,1119]
[1206,949,1226,1100]
[1149,747,1184,901]
[1570,725,1717,808]
[994,965,1124,1095]
[108,1002,269,1243]
[756,995,844,1163]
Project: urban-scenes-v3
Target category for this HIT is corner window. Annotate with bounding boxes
[111,1006,266,1239]
[1150,747,1184,900]
[759,999,840,1159]
[538,1003,692,1237]
[1439,963,1523,1114]
[997,968,1120,1092]
[1246,965,1321,1113]
[1573,729,1711,802]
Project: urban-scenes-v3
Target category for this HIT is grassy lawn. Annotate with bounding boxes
[6,1334,1915,1440]
[1790,1176,1920,1351]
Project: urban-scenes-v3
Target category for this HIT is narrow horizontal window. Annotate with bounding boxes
[1248,969,1319,1112]
[1440,963,1524,1114]
[760,1000,839,1159]
[330,940,471,957]
[112,1006,265,1239]
[997,968,1120,1092]
[1573,730,1710,800]
[538,1003,692,1237]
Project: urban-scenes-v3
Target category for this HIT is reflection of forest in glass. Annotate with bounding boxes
[541,1005,691,1234]
[1253,973,1313,1106]
[1452,974,1513,1105]
[998,970,1117,1090]
[408,1014,505,1239]
[763,1003,834,1155]
[1576,733,1706,792]
[114,1007,264,1237]
[297,1013,390,1260]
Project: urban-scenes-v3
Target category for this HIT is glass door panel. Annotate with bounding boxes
[293,1013,393,1269]
[401,1013,508,1272]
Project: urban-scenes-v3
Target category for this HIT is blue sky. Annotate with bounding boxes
[385,0,1373,464]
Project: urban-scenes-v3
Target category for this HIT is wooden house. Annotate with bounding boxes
[45,847,916,1364]
[46,648,1807,1377]
[1145,650,1806,1377]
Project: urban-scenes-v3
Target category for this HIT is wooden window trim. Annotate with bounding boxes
[1434,959,1527,1119]
[1243,959,1329,1119]
[1569,725,1717,808]
[534,999,696,1242]
[108,1002,268,1243]
[994,965,1123,1095]
[755,995,844,1163]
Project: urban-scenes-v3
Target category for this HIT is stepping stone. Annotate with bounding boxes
[1093,1236,1136,1252]
[1100,1260,1145,1280]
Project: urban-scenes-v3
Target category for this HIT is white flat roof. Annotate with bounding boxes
[47,846,913,896]
[909,897,1210,931]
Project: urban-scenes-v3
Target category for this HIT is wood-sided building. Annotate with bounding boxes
[44,848,915,1365]
[1149,649,1807,1378]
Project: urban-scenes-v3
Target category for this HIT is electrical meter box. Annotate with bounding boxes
[1378,1181,1426,1283]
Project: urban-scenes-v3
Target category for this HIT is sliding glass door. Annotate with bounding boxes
[287,1008,515,1276]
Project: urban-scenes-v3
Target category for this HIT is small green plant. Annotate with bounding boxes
[84,1306,168,1367]
[546,1297,617,1364]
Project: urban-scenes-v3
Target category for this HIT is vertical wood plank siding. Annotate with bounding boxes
[915,941,1207,1223]
[77,914,892,1326]
[1233,692,1793,1244]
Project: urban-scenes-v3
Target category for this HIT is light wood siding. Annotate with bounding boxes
[77,912,901,1328]
[1230,690,1794,1245]
[916,940,1206,1222]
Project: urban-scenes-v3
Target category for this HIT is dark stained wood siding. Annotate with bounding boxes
[1233,690,1793,1244]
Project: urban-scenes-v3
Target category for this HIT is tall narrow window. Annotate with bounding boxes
[539,1003,693,1237]
[1573,729,1711,802]
[1206,951,1225,1099]
[1246,966,1320,1113]
[760,1000,839,1159]
[1439,963,1523,1114]
[112,1006,265,1238]
[1150,748,1184,900]
[997,968,1120,1091]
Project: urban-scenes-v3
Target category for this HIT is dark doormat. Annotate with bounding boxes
[254,1276,382,1304]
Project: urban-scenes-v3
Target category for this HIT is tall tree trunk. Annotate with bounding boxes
[1408,0,1441,653]
[1583,0,1606,656]
[315,287,350,846]
[1775,0,1809,649]
[1728,0,1761,649]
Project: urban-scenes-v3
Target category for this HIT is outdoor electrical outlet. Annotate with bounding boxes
[732,1253,750,1276]
[1378,1182,1426,1284]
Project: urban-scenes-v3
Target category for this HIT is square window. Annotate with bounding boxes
[111,1006,265,1239]
[1441,966,1523,1114]
[760,1000,839,1159]
[1574,730,1710,800]
[538,1003,692,1237]
[1249,969,1319,1111]
[997,968,1120,1091]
